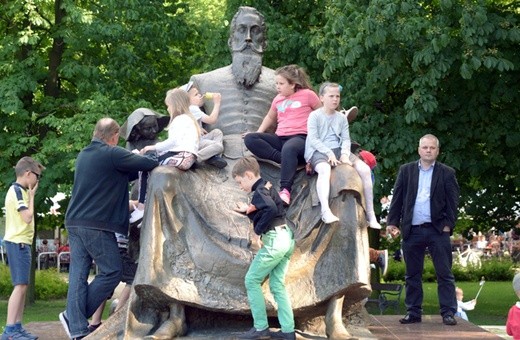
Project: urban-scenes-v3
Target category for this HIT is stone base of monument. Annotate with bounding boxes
[24,314,502,340]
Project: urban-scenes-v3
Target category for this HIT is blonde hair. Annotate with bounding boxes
[15,156,45,177]
[318,82,341,96]
[164,88,201,136]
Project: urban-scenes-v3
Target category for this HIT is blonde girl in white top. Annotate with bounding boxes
[130,88,201,222]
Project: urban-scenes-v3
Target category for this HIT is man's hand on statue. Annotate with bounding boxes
[139,146,154,155]
[234,202,248,213]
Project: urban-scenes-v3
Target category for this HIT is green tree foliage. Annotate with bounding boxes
[0,0,204,222]
[315,0,520,230]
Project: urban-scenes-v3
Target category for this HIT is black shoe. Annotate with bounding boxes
[399,313,422,324]
[270,330,295,340]
[206,155,227,169]
[236,327,270,339]
[442,314,457,326]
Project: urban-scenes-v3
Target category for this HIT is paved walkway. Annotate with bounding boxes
[24,315,512,340]
[367,315,510,339]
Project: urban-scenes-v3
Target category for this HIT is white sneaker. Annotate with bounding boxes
[342,106,358,123]
[321,210,339,224]
[130,208,144,224]
[59,311,72,339]
[369,220,382,230]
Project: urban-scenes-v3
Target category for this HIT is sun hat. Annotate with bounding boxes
[120,108,169,142]
[180,81,194,93]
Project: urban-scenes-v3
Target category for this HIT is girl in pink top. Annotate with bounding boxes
[244,65,321,205]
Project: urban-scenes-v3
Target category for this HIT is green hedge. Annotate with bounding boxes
[385,257,517,282]
[0,264,68,300]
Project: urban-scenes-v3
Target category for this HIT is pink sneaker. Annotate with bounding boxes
[279,188,291,205]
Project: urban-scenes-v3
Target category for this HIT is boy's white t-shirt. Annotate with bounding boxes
[189,105,205,127]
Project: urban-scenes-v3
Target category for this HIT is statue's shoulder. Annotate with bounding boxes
[191,66,232,83]
[261,66,275,76]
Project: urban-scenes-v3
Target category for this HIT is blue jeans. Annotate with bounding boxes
[4,241,31,285]
[245,227,295,332]
[66,227,122,338]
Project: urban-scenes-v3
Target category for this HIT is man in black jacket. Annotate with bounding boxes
[386,134,459,326]
[59,118,158,339]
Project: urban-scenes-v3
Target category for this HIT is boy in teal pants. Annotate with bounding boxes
[232,157,296,340]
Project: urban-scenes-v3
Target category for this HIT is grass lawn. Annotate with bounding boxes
[367,281,516,326]
[0,299,111,324]
[1,282,515,326]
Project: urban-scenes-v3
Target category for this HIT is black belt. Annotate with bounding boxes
[412,223,433,228]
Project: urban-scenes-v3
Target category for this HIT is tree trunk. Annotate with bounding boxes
[44,0,66,98]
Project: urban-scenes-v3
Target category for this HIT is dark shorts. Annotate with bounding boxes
[119,247,137,285]
[310,148,358,169]
[5,240,31,285]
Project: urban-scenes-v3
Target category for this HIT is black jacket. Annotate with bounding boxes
[386,160,459,240]
[247,178,285,235]
[65,138,158,235]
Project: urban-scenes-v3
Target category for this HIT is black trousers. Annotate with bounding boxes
[402,224,457,316]
[244,133,306,191]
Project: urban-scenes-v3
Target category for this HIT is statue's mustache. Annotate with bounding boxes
[231,42,263,54]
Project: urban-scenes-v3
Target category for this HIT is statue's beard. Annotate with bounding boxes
[231,48,263,88]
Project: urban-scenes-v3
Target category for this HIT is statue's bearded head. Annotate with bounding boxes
[228,7,267,88]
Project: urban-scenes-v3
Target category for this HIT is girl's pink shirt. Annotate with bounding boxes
[271,88,320,136]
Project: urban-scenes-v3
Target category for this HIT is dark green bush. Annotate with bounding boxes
[385,257,516,282]
[0,264,68,300]
[35,268,69,300]
[0,264,11,297]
